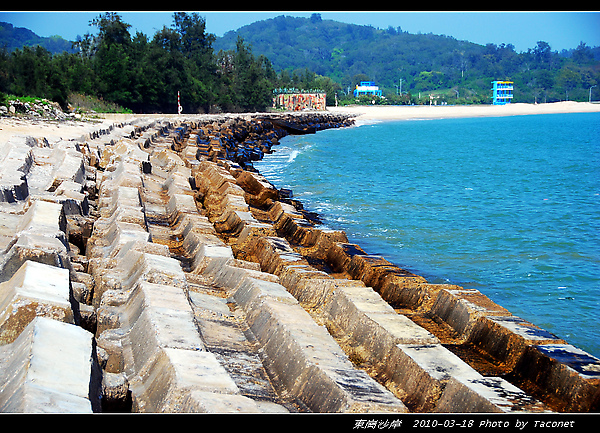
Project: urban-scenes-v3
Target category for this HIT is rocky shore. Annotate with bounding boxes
[0,110,598,414]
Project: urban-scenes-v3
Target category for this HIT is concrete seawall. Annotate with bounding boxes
[0,111,598,413]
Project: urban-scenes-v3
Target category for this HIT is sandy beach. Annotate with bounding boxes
[327,101,600,123]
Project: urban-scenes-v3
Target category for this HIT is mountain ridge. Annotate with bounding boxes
[0,21,75,54]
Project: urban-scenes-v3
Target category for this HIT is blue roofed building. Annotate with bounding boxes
[354,81,382,97]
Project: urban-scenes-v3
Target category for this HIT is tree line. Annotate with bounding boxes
[0,12,296,113]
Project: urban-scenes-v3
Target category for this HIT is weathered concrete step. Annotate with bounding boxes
[0,200,71,281]
[0,260,74,344]
[245,233,549,413]
[0,316,99,413]
[188,285,295,412]
[202,261,408,413]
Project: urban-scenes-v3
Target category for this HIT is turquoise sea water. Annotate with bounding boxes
[254,111,600,358]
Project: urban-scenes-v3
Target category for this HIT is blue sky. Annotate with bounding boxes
[1,11,599,53]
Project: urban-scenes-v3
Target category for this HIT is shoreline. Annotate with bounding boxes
[3,101,598,142]
[327,101,600,123]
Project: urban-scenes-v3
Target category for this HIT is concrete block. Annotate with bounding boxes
[325,283,439,347]
[251,236,310,275]
[181,231,225,260]
[213,209,258,234]
[204,193,249,219]
[278,216,321,246]
[232,222,278,261]
[513,343,600,412]
[324,242,367,274]
[166,193,198,221]
[16,199,66,238]
[0,171,29,203]
[435,375,548,413]
[0,233,70,283]
[267,200,303,225]
[191,243,234,274]
[181,390,269,413]
[0,261,73,344]
[430,287,512,340]
[129,348,243,413]
[202,260,279,290]
[233,276,407,413]
[125,294,205,374]
[347,254,425,295]
[384,343,484,412]
[469,315,566,369]
[0,317,98,413]
[277,265,335,309]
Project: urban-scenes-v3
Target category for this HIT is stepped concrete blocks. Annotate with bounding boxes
[124,287,205,375]
[150,149,186,173]
[98,186,143,218]
[174,212,214,235]
[384,343,485,412]
[468,315,566,369]
[205,193,249,220]
[0,171,29,203]
[181,231,226,260]
[87,221,150,260]
[250,236,310,275]
[324,242,367,275]
[0,261,74,344]
[297,229,350,260]
[52,180,89,216]
[233,276,407,413]
[512,343,600,412]
[430,287,512,341]
[235,170,279,208]
[202,260,279,290]
[16,199,67,240]
[232,222,278,261]
[435,375,548,413]
[191,243,235,274]
[97,161,143,192]
[0,232,71,282]
[166,193,199,222]
[0,141,33,203]
[277,265,336,309]
[201,163,237,192]
[324,283,440,350]
[91,248,183,307]
[130,252,188,289]
[267,200,304,226]
[0,317,98,413]
[278,216,321,247]
[213,208,259,235]
[347,254,426,296]
[163,170,194,197]
[381,282,460,312]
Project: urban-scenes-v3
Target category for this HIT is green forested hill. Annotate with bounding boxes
[0,21,75,54]
[214,14,600,104]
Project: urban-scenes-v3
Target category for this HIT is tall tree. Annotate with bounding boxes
[89,13,133,105]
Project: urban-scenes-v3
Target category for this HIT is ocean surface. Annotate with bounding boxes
[254,111,600,358]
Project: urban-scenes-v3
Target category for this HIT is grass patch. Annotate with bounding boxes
[67,93,133,114]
